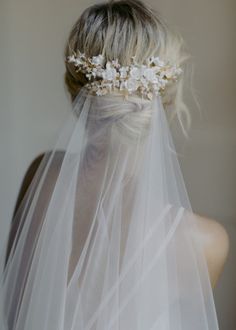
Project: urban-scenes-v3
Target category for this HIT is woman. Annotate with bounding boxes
[0,0,229,329]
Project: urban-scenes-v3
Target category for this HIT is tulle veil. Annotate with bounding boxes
[0,87,219,329]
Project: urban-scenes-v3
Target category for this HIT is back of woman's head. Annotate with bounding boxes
[64,0,191,135]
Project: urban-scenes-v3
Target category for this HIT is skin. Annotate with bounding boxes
[192,213,229,288]
[7,153,229,288]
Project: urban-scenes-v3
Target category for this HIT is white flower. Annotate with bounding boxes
[130,67,141,80]
[126,78,139,92]
[67,55,76,63]
[95,68,103,78]
[166,69,174,79]
[86,73,92,80]
[102,62,117,80]
[154,75,167,88]
[67,55,84,67]
[162,65,182,80]
[91,68,98,78]
[102,68,117,81]
[153,57,165,67]
[143,68,156,82]
[74,58,84,66]
[91,54,105,66]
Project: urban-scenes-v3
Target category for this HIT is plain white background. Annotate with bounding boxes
[0,0,235,328]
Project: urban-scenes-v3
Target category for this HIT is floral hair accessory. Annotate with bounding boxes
[66,50,183,100]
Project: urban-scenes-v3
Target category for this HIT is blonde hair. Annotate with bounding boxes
[64,0,192,135]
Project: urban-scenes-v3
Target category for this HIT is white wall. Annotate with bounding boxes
[0,0,235,328]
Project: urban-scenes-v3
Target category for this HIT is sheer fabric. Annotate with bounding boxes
[0,88,219,329]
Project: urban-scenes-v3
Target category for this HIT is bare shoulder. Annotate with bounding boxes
[13,151,65,216]
[191,213,230,288]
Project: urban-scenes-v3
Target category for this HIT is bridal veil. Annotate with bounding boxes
[0,87,218,329]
